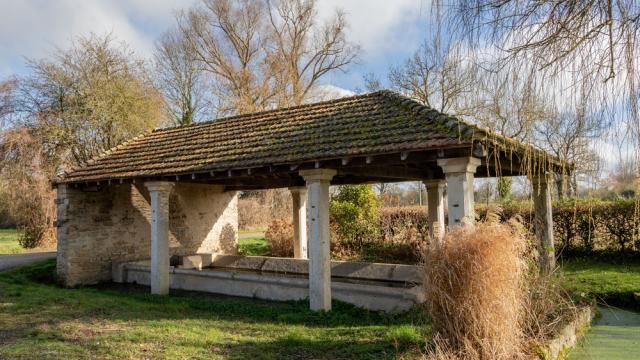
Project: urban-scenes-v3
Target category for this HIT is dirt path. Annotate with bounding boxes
[568,306,640,359]
[0,251,56,272]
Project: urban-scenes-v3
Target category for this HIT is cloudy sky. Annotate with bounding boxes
[0,0,630,172]
[0,0,431,91]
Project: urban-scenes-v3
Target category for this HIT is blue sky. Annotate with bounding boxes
[0,0,630,173]
[0,0,431,92]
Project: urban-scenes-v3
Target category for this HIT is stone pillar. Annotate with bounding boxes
[145,181,174,295]
[424,180,446,242]
[289,187,308,259]
[531,175,555,272]
[299,169,336,311]
[437,157,481,228]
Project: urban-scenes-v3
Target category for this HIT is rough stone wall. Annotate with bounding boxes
[168,183,238,256]
[56,182,238,286]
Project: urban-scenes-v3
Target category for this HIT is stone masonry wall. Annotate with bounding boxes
[168,183,238,256]
[56,182,238,286]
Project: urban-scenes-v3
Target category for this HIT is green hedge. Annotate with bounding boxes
[478,199,640,256]
[333,199,639,264]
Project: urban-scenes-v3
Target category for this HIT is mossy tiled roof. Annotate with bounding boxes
[58,90,519,184]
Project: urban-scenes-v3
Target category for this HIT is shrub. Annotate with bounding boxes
[378,206,429,242]
[600,200,639,251]
[522,273,578,347]
[477,199,640,257]
[423,216,527,359]
[264,219,294,257]
[0,129,56,248]
[330,185,379,249]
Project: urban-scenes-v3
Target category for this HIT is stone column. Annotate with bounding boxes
[289,186,308,259]
[437,157,481,228]
[145,181,174,295]
[531,174,555,272]
[424,180,446,242]
[299,169,336,311]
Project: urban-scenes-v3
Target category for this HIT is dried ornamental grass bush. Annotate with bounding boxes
[522,272,578,350]
[423,217,528,359]
[264,219,294,257]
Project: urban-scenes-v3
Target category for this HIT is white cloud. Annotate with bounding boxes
[0,0,196,77]
[0,0,427,89]
[305,84,355,103]
[316,0,429,58]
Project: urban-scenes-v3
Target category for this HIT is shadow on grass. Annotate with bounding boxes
[221,336,420,360]
[0,260,430,359]
[0,259,429,358]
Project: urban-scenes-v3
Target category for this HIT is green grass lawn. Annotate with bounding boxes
[0,228,23,254]
[2,229,637,358]
[560,257,640,309]
[238,228,269,256]
[0,260,429,359]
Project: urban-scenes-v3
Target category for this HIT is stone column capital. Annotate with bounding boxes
[423,179,446,189]
[145,181,175,193]
[299,169,337,183]
[437,157,482,174]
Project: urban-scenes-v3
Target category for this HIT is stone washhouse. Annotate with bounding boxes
[54,90,563,313]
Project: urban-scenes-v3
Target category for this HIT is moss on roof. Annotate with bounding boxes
[58,90,558,184]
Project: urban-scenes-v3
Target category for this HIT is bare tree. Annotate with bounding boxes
[179,0,270,114]
[472,67,548,142]
[609,157,639,196]
[1,34,166,247]
[536,102,604,197]
[155,28,212,125]
[448,0,640,186]
[452,0,639,81]
[178,0,358,114]
[0,78,17,122]
[362,72,382,92]
[388,33,476,115]
[268,0,359,106]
